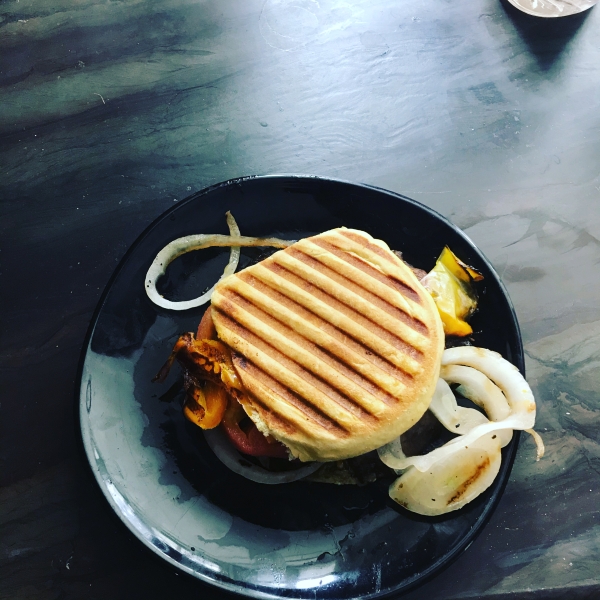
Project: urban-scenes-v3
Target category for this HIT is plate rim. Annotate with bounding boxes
[75,173,524,599]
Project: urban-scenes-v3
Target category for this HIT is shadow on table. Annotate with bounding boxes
[499,0,593,70]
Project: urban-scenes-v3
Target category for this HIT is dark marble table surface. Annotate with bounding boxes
[2,0,600,599]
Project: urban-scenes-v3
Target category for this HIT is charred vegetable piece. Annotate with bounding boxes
[152,307,229,429]
[421,247,483,337]
[183,381,228,429]
[153,332,243,394]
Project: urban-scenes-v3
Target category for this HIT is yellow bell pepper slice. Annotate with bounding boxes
[422,247,483,337]
[183,381,228,429]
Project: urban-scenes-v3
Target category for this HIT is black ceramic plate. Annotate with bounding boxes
[78,175,522,599]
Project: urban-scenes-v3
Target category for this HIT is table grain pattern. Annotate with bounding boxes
[1,0,600,598]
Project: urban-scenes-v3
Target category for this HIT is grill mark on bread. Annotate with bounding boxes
[339,230,403,265]
[263,261,425,360]
[234,360,350,437]
[211,228,445,462]
[215,308,377,425]
[310,238,422,304]
[242,391,299,436]
[220,288,402,409]
[237,272,416,384]
[287,247,428,335]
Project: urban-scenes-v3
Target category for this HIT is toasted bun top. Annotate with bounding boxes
[211,228,444,462]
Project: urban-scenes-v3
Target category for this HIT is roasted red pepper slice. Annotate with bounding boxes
[197,306,217,340]
[221,397,288,458]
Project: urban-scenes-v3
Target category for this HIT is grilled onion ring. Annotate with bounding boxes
[389,432,502,516]
[440,365,513,447]
[441,347,536,420]
[382,347,541,473]
[145,212,292,310]
[429,378,489,434]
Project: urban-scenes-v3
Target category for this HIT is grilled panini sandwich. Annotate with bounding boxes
[210,228,445,462]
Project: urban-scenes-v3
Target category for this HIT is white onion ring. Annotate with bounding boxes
[441,364,512,422]
[378,379,494,471]
[203,427,320,484]
[389,432,502,516]
[429,378,490,434]
[385,415,526,473]
[377,434,407,470]
[145,212,293,310]
[378,371,512,474]
[378,379,495,471]
[441,347,536,421]
[383,348,539,472]
[430,378,513,447]
[440,365,513,447]
[525,428,545,461]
